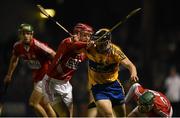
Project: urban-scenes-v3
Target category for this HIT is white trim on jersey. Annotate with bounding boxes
[134,83,143,97]
[125,83,141,103]
[34,39,55,54]
[13,41,21,48]
[169,107,173,117]
[158,106,173,117]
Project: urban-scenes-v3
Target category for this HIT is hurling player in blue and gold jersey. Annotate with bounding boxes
[84,28,139,117]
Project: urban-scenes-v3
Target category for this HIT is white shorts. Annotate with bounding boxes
[34,80,43,93]
[42,74,73,108]
[34,80,50,104]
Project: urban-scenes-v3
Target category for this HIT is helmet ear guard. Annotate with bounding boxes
[18,23,34,33]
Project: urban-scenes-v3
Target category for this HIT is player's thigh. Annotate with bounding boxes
[95,99,113,116]
[88,101,98,117]
[51,98,69,117]
[29,81,44,104]
[54,80,73,108]
[88,107,98,117]
[113,103,126,117]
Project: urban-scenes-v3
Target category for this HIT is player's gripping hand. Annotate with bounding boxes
[71,35,80,42]
[87,40,96,49]
[4,75,12,85]
[130,74,139,83]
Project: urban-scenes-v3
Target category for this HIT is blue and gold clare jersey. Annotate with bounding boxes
[85,43,126,86]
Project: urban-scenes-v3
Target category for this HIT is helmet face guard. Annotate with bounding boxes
[91,28,111,43]
[91,28,111,53]
[138,104,153,113]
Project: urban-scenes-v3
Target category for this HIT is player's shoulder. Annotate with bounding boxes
[134,83,145,94]
[111,43,121,49]
[63,37,71,43]
[58,37,70,46]
[13,40,22,48]
[110,43,123,53]
[110,43,125,58]
[132,83,143,90]
[58,37,71,47]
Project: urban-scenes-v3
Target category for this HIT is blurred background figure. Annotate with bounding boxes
[164,66,180,117]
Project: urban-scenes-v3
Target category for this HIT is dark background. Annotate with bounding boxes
[0,0,180,116]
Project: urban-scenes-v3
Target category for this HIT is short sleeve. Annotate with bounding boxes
[112,45,126,62]
[12,43,19,56]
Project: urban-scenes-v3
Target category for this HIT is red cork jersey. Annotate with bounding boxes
[13,38,55,82]
[133,84,172,117]
[47,38,87,81]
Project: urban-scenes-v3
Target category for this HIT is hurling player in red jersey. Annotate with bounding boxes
[42,23,94,117]
[125,82,173,117]
[4,23,56,117]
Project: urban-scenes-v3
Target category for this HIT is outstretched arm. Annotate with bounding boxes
[128,106,141,117]
[34,39,56,59]
[120,57,139,83]
[125,83,140,103]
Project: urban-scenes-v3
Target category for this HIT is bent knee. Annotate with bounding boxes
[29,100,39,108]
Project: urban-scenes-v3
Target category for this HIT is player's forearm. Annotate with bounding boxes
[48,51,56,60]
[128,63,137,77]
[6,55,19,77]
[121,58,137,76]
[51,51,56,58]
[125,84,135,102]
[74,41,88,49]
[128,106,139,117]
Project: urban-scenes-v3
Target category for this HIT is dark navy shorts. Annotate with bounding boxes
[91,80,125,106]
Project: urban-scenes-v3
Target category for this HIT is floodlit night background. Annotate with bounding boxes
[0,0,180,116]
